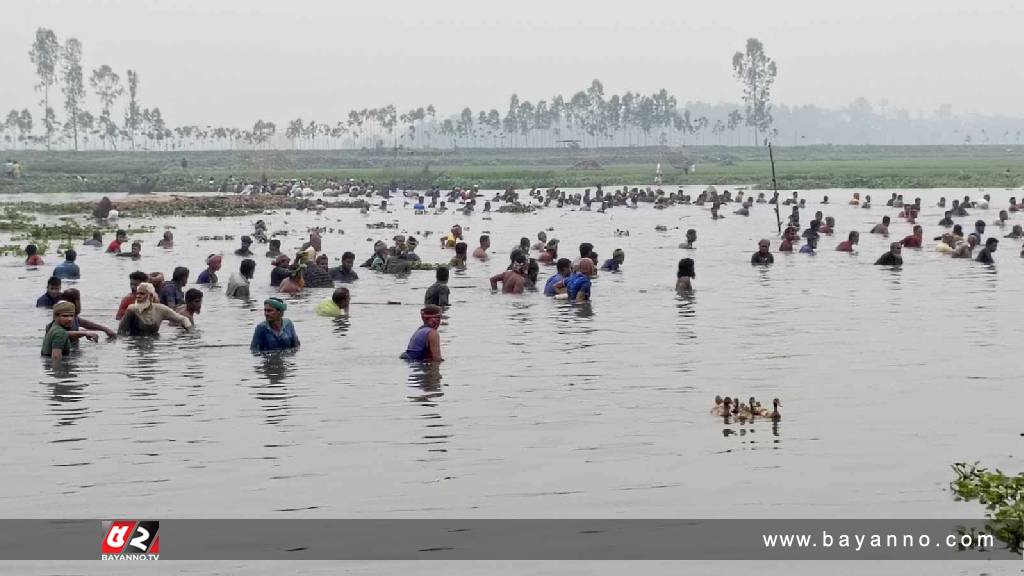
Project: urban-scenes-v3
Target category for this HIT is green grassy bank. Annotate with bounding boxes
[2,145,1022,193]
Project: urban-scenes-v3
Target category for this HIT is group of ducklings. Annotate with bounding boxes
[711,396,781,420]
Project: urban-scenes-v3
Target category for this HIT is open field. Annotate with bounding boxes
[2,145,1023,193]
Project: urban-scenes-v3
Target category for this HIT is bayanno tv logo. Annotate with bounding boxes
[100,520,160,560]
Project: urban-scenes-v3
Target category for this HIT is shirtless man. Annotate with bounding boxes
[870,216,891,236]
[472,235,490,260]
[489,254,527,294]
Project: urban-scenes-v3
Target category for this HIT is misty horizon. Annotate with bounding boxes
[5,1,1024,123]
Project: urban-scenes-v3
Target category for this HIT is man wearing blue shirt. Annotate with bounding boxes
[544,258,572,297]
[36,276,62,308]
[53,249,81,279]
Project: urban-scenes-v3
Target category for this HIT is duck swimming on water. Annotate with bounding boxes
[711,396,732,417]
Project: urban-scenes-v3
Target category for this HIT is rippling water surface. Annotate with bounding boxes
[2,187,1022,572]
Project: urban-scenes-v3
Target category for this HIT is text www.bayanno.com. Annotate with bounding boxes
[762,531,995,553]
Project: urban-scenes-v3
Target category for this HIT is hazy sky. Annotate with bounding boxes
[4,0,1022,126]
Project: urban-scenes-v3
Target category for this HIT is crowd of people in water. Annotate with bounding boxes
[25,184,1024,365]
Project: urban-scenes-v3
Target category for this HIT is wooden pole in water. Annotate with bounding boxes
[769,143,782,235]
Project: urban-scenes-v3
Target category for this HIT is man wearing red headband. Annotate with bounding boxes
[400,305,444,362]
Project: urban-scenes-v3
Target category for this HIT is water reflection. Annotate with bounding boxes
[42,359,90,427]
[251,351,297,425]
[406,363,449,453]
[719,414,782,451]
[331,316,351,336]
[675,292,697,342]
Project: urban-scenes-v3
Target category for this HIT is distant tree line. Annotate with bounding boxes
[4,30,1023,152]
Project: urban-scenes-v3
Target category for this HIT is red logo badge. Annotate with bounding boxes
[101,521,160,560]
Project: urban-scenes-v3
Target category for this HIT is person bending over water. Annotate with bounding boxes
[316,287,351,317]
[676,258,695,291]
[118,282,193,335]
[251,298,299,353]
[42,301,98,361]
[401,305,443,362]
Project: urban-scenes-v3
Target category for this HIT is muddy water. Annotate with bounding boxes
[1,187,1021,573]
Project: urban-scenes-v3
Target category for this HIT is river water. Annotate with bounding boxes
[2,186,1022,574]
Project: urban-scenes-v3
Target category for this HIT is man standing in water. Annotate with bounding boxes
[160,267,189,308]
[250,298,300,353]
[43,301,98,360]
[544,258,572,296]
[37,276,62,308]
[116,271,149,320]
[196,254,222,284]
[114,241,142,260]
[900,225,924,248]
[562,258,596,302]
[400,305,443,362]
[329,252,359,283]
[53,250,81,279]
[875,242,903,266]
[489,255,527,294]
[234,236,254,257]
[473,235,491,260]
[751,239,774,264]
[870,216,891,236]
[601,249,625,272]
[177,289,203,324]
[976,238,998,264]
[226,259,256,298]
[106,229,127,253]
[953,234,980,259]
[424,266,451,307]
[836,231,859,252]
